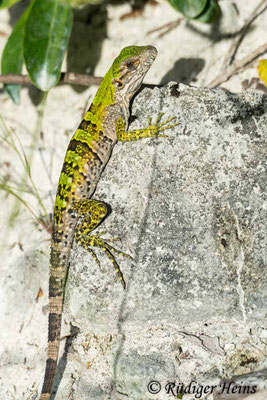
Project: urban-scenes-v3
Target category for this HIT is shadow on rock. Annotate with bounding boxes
[50,323,80,400]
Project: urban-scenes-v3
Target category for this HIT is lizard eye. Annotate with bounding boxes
[126,60,136,70]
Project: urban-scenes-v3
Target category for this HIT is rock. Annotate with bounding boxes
[1,83,267,400]
[63,83,267,399]
[213,368,267,400]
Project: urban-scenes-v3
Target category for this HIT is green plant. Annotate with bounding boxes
[167,0,220,23]
[1,0,73,104]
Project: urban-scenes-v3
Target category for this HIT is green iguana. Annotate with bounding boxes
[40,45,177,399]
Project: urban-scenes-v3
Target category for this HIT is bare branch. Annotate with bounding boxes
[207,42,267,88]
[147,17,183,38]
[225,0,267,67]
[0,72,102,87]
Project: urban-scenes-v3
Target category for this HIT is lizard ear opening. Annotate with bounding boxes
[113,78,125,89]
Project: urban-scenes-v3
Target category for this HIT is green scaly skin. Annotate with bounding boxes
[40,45,177,400]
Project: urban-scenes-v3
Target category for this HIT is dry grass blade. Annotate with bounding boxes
[0,116,50,231]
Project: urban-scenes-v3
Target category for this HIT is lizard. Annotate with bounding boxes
[39,45,177,400]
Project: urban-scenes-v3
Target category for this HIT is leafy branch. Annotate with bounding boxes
[1,0,73,104]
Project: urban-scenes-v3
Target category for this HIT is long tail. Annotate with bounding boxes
[40,243,70,400]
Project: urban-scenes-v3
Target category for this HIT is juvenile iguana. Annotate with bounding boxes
[40,45,177,399]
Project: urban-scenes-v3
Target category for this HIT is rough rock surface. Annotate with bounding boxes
[1,83,267,400]
[63,83,267,400]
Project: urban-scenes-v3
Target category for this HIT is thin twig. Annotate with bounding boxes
[147,17,183,38]
[207,42,267,88]
[225,0,267,67]
[0,72,102,87]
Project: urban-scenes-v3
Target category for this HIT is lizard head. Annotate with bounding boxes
[111,45,157,101]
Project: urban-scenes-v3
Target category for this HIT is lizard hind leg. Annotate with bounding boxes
[73,199,130,288]
[72,199,110,228]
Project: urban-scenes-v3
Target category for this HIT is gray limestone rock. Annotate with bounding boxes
[62,83,267,399]
[214,368,267,400]
[1,83,267,400]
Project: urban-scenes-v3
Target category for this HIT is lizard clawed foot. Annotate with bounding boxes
[76,234,134,288]
[90,236,134,261]
[147,112,179,137]
[77,238,102,270]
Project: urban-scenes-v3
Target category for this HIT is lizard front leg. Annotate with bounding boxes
[72,199,131,288]
[116,113,178,142]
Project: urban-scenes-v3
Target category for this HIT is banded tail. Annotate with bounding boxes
[40,241,71,400]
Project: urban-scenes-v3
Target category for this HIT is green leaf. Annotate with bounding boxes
[24,0,73,91]
[0,0,20,9]
[1,4,32,104]
[168,0,207,19]
[195,0,219,23]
